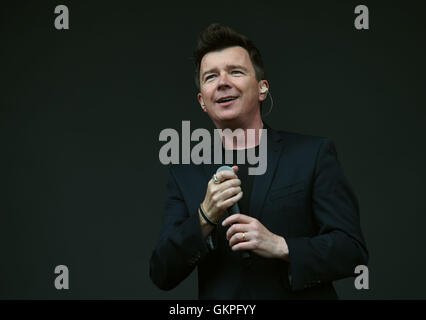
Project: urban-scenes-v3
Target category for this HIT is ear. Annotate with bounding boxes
[258,80,270,102]
[197,93,207,112]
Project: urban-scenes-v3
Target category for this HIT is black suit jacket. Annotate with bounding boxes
[150,124,368,299]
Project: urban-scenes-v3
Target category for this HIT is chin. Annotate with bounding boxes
[217,112,240,123]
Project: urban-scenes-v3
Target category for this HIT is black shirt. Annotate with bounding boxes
[223,144,259,217]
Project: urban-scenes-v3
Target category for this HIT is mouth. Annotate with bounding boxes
[215,96,239,106]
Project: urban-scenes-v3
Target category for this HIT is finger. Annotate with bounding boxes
[228,231,249,246]
[220,191,243,211]
[216,170,237,182]
[231,241,256,252]
[217,186,242,203]
[208,179,240,200]
[216,178,241,191]
[208,175,241,191]
[232,165,239,174]
[206,186,241,213]
[226,223,249,241]
[222,213,253,227]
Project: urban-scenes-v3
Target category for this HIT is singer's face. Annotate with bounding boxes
[197,46,265,127]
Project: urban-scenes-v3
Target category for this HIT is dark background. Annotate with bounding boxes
[1,0,425,299]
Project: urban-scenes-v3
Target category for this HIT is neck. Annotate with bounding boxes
[213,114,264,150]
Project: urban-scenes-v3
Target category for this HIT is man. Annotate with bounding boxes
[150,24,368,299]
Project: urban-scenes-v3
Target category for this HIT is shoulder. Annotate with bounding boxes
[272,129,333,152]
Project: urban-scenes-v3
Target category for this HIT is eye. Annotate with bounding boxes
[231,70,243,75]
[205,74,216,82]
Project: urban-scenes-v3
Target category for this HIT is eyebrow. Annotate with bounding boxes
[201,65,249,80]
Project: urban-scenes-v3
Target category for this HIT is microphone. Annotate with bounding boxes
[216,166,250,260]
[216,165,240,215]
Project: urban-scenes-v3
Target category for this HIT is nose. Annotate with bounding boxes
[217,72,231,90]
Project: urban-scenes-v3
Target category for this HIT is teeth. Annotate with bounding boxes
[218,97,236,103]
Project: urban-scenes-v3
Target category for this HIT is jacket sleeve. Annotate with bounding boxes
[285,138,369,291]
[149,166,210,291]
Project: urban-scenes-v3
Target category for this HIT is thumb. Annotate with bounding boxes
[232,165,239,175]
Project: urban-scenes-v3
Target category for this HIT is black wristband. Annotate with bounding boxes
[199,204,218,226]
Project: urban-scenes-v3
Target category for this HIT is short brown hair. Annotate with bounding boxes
[193,23,266,90]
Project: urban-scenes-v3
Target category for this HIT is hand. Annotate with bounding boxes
[222,214,289,261]
[201,166,243,223]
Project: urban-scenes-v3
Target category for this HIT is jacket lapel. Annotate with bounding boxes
[249,124,286,220]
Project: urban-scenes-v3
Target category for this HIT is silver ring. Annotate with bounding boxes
[213,174,220,184]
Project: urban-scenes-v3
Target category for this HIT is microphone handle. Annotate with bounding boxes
[216,166,250,260]
[229,203,240,215]
[228,203,250,260]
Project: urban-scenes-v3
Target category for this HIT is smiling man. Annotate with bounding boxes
[197,45,267,132]
[150,24,368,299]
